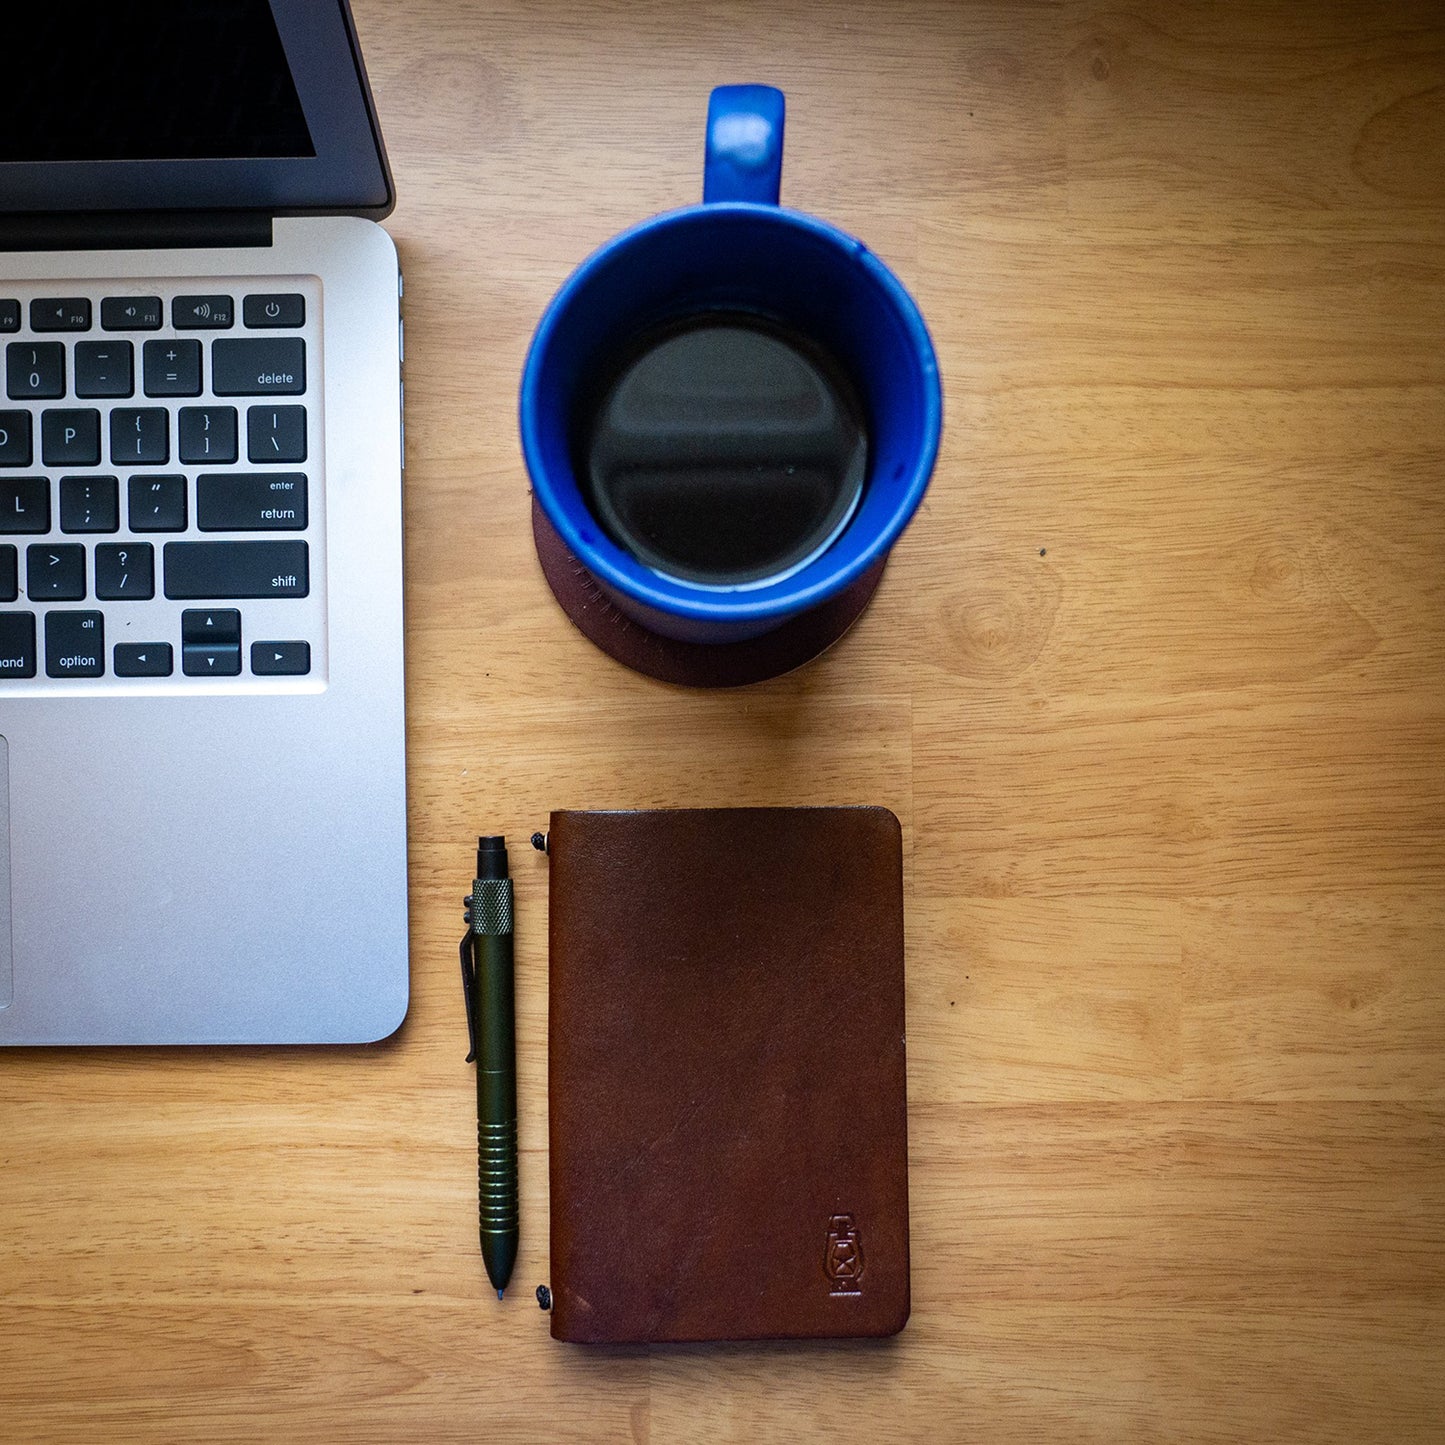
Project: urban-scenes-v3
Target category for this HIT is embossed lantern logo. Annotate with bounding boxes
[824,1213,865,1295]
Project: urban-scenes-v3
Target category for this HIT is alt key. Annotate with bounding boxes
[45,610,104,677]
[251,640,310,675]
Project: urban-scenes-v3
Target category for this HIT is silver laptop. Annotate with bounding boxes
[0,1,408,1044]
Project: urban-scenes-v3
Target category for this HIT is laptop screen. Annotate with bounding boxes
[0,0,391,219]
[0,2,315,163]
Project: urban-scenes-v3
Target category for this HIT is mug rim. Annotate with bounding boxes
[519,200,942,624]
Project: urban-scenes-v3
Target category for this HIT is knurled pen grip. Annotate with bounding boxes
[461,837,519,1299]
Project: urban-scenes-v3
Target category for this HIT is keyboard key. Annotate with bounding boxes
[0,544,15,601]
[101,296,163,331]
[212,337,305,396]
[197,472,307,531]
[247,404,307,463]
[243,293,306,329]
[0,611,36,677]
[0,411,32,466]
[42,409,101,467]
[1,478,50,534]
[7,341,65,399]
[183,642,241,677]
[30,298,91,332]
[45,610,104,677]
[0,301,19,334]
[174,294,234,329]
[183,608,240,643]
[95,542,156,599]
[27,542,87,601]
[75,340,135,399]
[114,642,173,677]
[178,406,238,464]
[182,607,241,676]
[251,640,310,676]
[128,475,187,532]
[143,338,202,397]
[110,408,169,465]
[164,540,308,599]
[60,475,120,534]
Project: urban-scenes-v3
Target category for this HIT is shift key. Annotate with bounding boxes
[212,337,306,395]
[164,540,309,598]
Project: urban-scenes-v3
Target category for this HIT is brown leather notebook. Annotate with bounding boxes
[546,807,910,1344]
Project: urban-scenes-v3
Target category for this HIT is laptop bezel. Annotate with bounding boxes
[0,0,393,221]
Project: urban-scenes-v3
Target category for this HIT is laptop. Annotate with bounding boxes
[0,1,409,1045]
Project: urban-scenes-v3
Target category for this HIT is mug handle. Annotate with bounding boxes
[703,85,785,205]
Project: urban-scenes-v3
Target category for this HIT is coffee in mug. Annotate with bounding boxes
[576,312,867,588]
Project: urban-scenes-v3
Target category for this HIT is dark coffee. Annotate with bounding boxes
[577,314,867,586]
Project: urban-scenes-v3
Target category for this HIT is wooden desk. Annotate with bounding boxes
[4,2,1443,1439]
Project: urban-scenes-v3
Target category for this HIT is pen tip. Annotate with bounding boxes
[498,1288,505,1301]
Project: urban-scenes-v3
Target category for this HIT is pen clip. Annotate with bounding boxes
[459,907,479,1064]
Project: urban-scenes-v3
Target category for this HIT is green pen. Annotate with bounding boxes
[460,835,519,1299]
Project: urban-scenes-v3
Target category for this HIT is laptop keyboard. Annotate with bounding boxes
[0,277,324,691]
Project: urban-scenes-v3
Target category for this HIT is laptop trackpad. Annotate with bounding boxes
[0,737,10,1009]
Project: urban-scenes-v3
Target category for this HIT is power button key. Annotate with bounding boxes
[243,293,306,328]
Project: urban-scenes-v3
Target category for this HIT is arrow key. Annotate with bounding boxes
[183,642,241,677]
[181,607,241,676]
[114,642,173,677]
[251,640,310,676]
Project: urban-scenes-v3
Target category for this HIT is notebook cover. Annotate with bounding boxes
[546,806,910,1344]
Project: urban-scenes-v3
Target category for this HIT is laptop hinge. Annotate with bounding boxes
[0,211,274,253]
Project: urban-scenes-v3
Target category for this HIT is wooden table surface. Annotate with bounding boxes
[4,2,1444,1440]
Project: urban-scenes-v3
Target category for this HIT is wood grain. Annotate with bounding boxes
[3,1,1444,1440]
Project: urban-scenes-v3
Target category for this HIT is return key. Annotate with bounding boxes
[198,472,308,531]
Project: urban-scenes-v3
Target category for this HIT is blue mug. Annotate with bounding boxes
[520,85,942,649]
